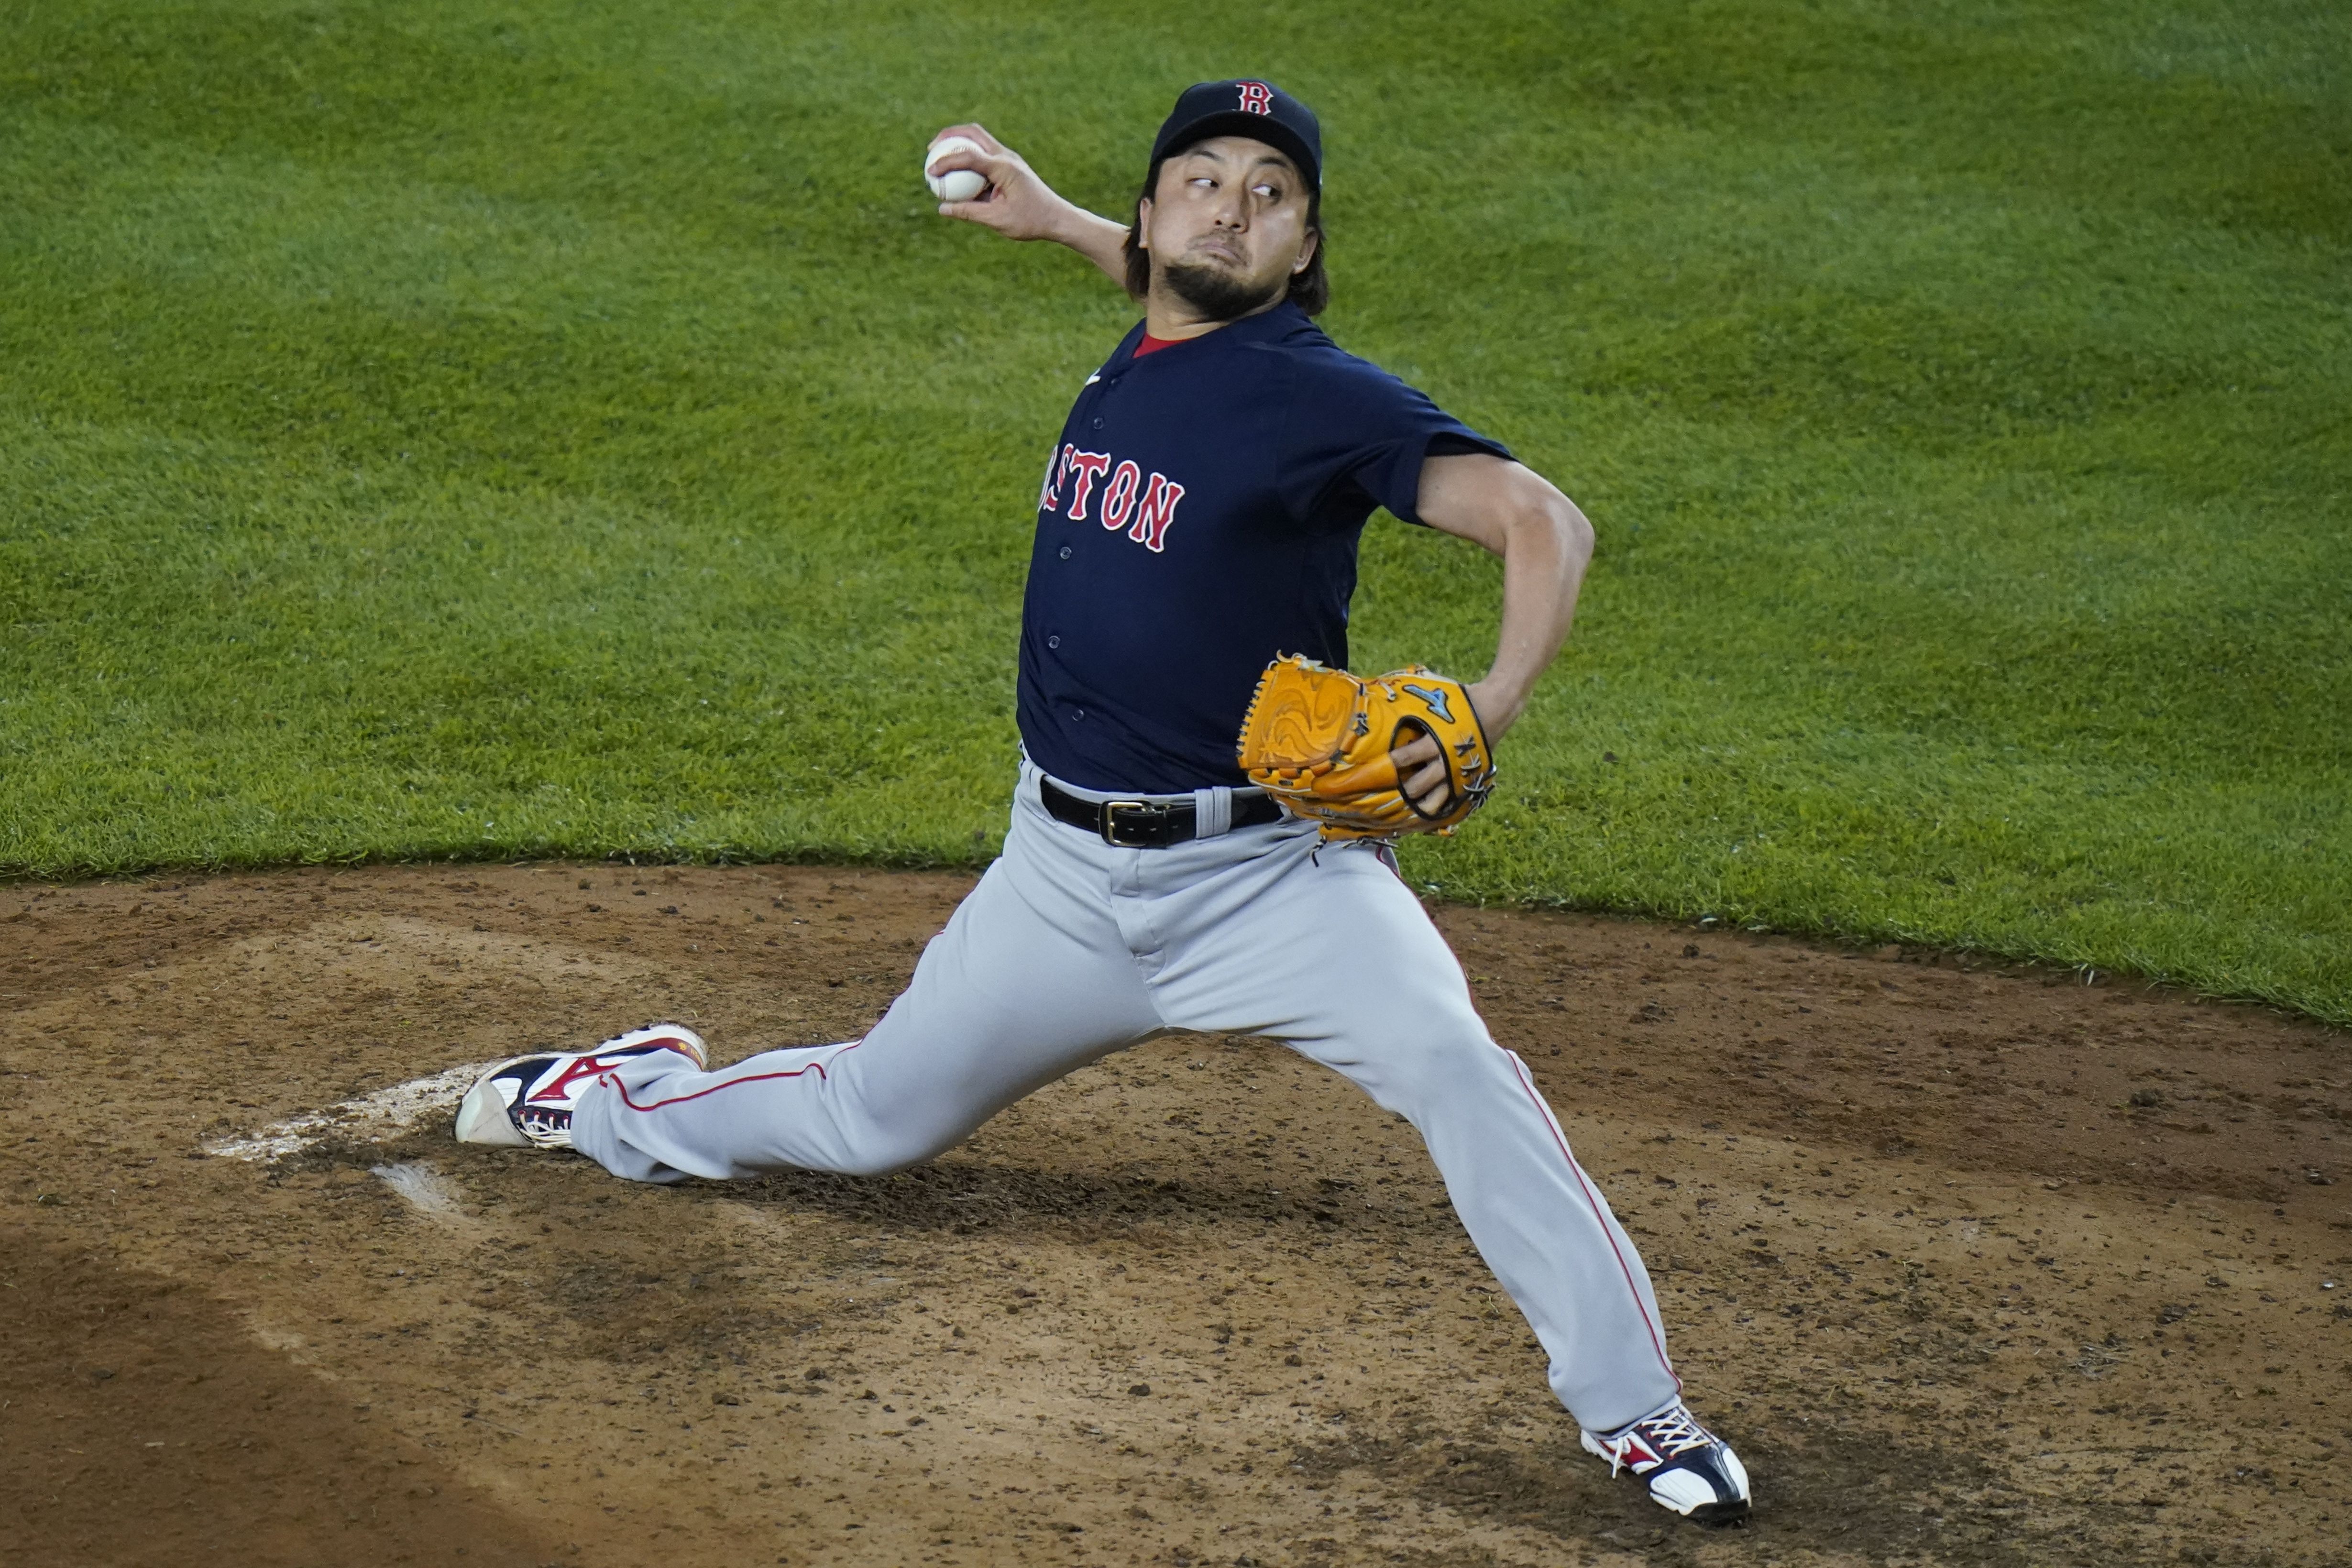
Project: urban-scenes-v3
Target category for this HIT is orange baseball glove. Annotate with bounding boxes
[1235,655,1496,840]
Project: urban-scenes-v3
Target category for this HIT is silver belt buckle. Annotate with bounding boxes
[1099,799,1173,848]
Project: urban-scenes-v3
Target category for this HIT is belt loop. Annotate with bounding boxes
[1191,787,1231,840]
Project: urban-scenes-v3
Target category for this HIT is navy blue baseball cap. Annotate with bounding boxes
[1150,79,1321,191]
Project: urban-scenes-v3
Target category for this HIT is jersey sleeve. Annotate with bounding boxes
[1276,354,1513,528]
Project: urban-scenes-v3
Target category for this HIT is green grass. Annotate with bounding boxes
[3,0,2347,1023]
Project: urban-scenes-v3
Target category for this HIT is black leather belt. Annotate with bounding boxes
[1039,778,1284,848]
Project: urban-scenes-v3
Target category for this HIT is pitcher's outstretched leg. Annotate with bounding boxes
[522,806,1162,1184]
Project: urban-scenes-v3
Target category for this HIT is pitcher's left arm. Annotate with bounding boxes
[1392,453,1594,810]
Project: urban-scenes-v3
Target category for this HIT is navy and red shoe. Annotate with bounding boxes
[453,1024,707,1150]
[1583,1400,1752,1525]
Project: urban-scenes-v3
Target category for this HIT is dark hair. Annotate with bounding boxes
[1121,154,1328,317]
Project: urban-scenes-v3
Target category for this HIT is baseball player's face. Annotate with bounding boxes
[1139,136,1318,320]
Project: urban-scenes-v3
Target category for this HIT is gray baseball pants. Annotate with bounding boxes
[571,762,1681,1431]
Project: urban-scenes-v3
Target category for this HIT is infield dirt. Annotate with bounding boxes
[3,863,2346,1567]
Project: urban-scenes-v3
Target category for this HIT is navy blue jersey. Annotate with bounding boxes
[1016,302,1510,794]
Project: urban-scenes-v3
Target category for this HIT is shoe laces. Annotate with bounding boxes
[1634,1404,1715,1459]
[1598,1404,1714,1477]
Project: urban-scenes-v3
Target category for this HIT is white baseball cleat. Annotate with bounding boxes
[453,1023,708,1151]
[1582,1400,1752,1525]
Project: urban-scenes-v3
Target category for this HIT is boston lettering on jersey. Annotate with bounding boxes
[1017,301,1509,796]
[1038,443,1187,552]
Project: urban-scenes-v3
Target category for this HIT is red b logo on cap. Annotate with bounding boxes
[1237,81,1273,115]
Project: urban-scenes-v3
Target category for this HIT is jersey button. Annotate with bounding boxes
[1046,635,1060,650]
[1090,417,1104,430]
[1058,546,1072,560]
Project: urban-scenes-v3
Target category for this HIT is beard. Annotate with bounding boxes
[1159,257,1285,322]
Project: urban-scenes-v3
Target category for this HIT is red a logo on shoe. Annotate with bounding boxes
[528,1048,678,1105]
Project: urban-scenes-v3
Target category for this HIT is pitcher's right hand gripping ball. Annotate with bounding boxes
[1237,655,1496,839]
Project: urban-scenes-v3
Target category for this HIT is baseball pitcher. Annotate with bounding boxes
[458,80,1751,1525]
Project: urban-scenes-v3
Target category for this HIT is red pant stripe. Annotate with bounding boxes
[1503,1048,1681,1391]
[608,1042,866,1114]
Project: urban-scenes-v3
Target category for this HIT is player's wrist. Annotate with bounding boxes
[1466,678,1526,741]
[1040,199,1108,248]
[1044,204,1124,265]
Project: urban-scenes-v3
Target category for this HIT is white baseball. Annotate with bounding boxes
[925,136,989,202]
